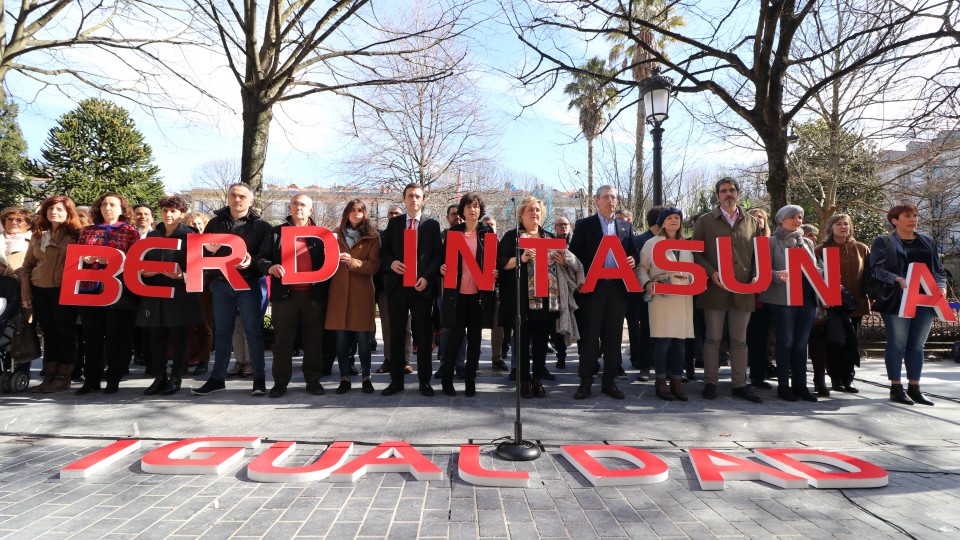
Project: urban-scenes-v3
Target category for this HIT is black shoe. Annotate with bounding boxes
[701,383,717,400]
[537,369,556,381]
[492,360,508,371]
[76,381,101,395]
[842,384,859,394]
[441,381,456,397]
[419,383,435,397]
[792,385,818,402]
[381,383,404,396]
[751,380,772,390]
[144,377,167,396]
[336,380,351,395]
[732,386,763,403]
[269,385,287,398]
[617,366,627,379]
[161,378,182,396]
[777,385,798,402]
[362,379,374,394]
[637,372,650,382]
[465,380,476,397]
[193,363,208,376]
[907,384,934,406]
[555,359,566,370]
[192,379,225,396]
[306,381,325,395]
[573,382,592,400]
[719,353,730,366]
[348,366,359,376]
[508,369,516,381]
[601,384,625,399]
[104,381,120,395]
[251,378,267,396]
[455,367,464,380]
[890,383,914,405]
[433,369,442,380]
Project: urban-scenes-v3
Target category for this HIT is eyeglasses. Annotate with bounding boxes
[555,222,569,227]
[4,217,25,223]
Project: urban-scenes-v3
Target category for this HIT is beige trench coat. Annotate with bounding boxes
[636,235,696,339]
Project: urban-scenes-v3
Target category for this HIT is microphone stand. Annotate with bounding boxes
[496,197,541,461]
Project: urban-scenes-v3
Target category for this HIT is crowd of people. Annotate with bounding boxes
[2,177,950,406]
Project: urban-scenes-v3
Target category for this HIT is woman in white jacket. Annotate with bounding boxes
[637,208,695,401]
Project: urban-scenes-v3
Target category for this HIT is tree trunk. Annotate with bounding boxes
[766,133,789,211]
[587,136,595,214]
[632,99,646,218]
[240,88,273,201]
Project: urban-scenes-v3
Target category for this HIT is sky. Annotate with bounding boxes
[10,0,928,201]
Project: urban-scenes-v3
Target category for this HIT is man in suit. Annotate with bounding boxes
[692,177,763,403]
[629,206,663,381]
[375,206,412,375]
[569,185,639,399]
[380,183,443,396]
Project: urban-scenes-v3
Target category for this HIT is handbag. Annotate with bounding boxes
[10,307,42,362]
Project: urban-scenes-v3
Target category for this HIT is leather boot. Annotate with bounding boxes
[161,377,182,396]
[43,363,75,393]
[814,374,830,397]
[792,384,818,402]
[670,378,688,401]
[907,384,934,406]
[144,375,168,396]
[520,382,532,399]
[30,361,57,393]
[655,377,673,401]
[532,378,545,398]
[441,378,456,397]
[889,383,913,405]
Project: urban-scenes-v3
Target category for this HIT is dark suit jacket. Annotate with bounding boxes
[569,214,639,281]
[381,213,443,296]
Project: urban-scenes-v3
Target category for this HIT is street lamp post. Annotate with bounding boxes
[640,69,673,207]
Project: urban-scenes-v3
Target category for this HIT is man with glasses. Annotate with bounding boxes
[692,177,764,403]
[549,217,573,369]
[569,186,638,399]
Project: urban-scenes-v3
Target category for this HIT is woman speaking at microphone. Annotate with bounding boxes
[75,193,142,395]
[438,193,497,397]
[638,207,694,401]
[498,196,580,398]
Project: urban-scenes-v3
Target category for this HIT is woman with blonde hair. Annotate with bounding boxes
[498,196,580,398]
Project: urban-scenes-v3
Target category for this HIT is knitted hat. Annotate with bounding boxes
[656,207,683,227]
[775,204,805,224]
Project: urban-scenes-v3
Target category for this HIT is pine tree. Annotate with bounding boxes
[0,101,28,208]
[28,98,164,206]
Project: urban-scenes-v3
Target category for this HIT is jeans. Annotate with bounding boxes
[210,279,265,381]
[337,330,371,379]
[768,303,817,387]
[883,308,937,382]
[652,338,685,378]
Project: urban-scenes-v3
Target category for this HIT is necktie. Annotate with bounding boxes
[408,218,414,230]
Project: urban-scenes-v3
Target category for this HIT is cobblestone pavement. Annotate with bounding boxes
[2,332,959,539]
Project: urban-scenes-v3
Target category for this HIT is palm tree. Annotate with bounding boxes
[607,0,683,216]
[564,57,618,214]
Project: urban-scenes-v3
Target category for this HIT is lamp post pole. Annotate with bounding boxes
[651,123,664,207]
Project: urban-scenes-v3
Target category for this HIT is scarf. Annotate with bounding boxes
[344,227,361,249]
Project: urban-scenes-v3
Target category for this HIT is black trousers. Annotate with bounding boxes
[626,297,651,371]
[151,326,188,378]
[576,280,629,386]
[440,293,482,382]
[387,287,434,385]
[746,305,771,383]
[271,291,326,386]
[519,319,552,380]
[80,307,134,385]
[31,286,78,365]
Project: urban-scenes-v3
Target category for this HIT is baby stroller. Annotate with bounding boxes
[0,275,31,393]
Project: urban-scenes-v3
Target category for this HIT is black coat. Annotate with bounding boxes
[869,232,946,314]
[266,217,330,303]
[497,227,559,329]
[380,213,443,297]
[203,207,274,283]
[439,222,496,329]
[136,223,203,328]
[569,213,639,282]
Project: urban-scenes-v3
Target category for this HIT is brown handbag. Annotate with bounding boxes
[10,307,42,362]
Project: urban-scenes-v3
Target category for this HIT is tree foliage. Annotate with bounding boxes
[564,57,618,213]
[28,98,164,207]
[0,100,28,208]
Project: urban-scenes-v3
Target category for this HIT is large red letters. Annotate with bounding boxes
[60,244,126,307]
[279,226,340,285]
[444,232,498,292]
[581,236,642,293]
[900,262,957,321]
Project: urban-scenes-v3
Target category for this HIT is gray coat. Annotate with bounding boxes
[692,205,762,312]
[758,230,820,306]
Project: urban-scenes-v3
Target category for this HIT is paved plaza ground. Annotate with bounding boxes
[1,331,959,539]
